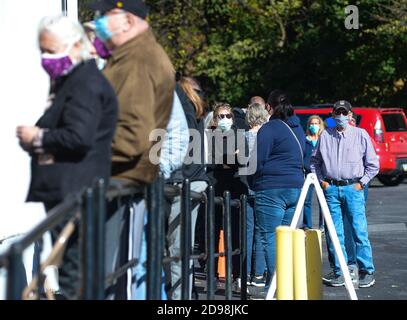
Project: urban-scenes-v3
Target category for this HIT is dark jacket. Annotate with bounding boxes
[304,137,317,173]
[250,115,306,191]
[104,29,175,185]
[169,84,208,183]
[232,107,250,131]
[207,126,249,189]
[27,60,118,203]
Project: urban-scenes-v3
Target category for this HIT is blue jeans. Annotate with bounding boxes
[303,185,323,230]
[246,195,266,277]
[327,184,370,267]
[255,188,301,287]
[324,184,374,275]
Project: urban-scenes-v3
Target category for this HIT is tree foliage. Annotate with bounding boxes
[80,0,407,108]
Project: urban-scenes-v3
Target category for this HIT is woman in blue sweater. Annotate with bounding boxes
[250,90,306,288]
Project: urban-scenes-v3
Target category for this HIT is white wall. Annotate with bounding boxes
[0,0,78,299]
[67,0,79,21]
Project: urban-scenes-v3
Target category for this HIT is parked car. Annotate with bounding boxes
[295,104,407,186]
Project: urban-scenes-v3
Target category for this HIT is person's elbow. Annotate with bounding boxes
[67,134,93,155]
[44,130,93,156]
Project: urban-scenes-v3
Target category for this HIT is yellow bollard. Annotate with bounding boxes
[276,226,293,300]
[305,229,323,300]
[293,229,308,300]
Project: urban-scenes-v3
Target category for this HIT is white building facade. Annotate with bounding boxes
[0,0,78,299]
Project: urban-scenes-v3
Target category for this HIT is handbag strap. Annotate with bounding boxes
[278,119,305,170]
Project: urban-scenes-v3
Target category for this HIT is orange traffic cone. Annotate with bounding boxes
[218,230,226,279]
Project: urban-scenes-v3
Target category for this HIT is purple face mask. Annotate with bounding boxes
[93,37,112,59]
[41,52,73,80]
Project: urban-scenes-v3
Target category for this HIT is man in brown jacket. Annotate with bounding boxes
[90,0,174,184]
[89,0,175,299]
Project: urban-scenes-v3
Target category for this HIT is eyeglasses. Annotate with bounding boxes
[334,109,349,116]
[218,114,233,119]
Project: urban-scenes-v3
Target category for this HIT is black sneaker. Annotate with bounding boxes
[247,275,252,286]
[359,272,375,288]
[251,275,266,287]
[322,271,336,284]
[327,274,345,287]
[53,291,68,300]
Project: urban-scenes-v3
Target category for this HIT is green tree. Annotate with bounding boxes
[79,0,407,109]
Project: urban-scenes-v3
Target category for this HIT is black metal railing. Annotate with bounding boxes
[0,193,81,300]
[0,176,247,301]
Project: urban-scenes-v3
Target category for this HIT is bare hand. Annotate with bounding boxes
[16,126,40,146]
[321,181,330,190]
[354,183,364,191]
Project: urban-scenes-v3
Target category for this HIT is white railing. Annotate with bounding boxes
[265,173,358,300]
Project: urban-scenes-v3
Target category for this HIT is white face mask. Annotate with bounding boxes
[218,118,233,132]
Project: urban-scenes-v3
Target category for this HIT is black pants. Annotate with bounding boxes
[213,172,248,280]
[45,202,79,299]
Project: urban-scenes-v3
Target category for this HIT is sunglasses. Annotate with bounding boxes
[218,114,233,119]
[334,109,349,116]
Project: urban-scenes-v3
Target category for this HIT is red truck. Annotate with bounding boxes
[295,105,407,186]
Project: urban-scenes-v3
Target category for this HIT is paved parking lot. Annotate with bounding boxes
[322,178,407,300]
[196,178,407,300]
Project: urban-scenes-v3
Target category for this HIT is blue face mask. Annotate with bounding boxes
[309,124,320,135]
[95,16,112,42]
[334,114,349,129]
[218,118,233,132]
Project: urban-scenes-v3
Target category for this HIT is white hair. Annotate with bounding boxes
[246,103,269,127]
[38,15,93,61]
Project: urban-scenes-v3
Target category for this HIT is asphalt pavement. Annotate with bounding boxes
[322,178,407,300]
[195,178,407,300]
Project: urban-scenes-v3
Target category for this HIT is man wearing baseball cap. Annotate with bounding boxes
[311,100,379,288]
[87,0,175,299]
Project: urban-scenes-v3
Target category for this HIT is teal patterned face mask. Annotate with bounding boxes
[309,124,320,135]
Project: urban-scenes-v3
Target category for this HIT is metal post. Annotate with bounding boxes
[81,188,95,299]
[147,181,158,299]
[181,179,191,300]
[6,243,24,300]
[206,186,215,300]
[240,194,248,300]
[95,179,106,300]
[223,191,232,300]
[61,0,68,15]
[35,239,44,300]
[155,175,165,299]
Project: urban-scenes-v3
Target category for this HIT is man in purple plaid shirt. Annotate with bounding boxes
[311,100,379,288]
